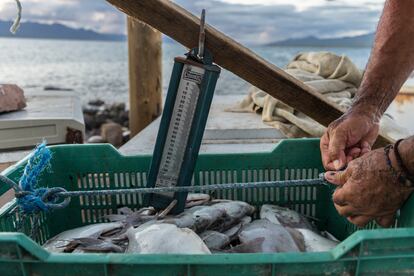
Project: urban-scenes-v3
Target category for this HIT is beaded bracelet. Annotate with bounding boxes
[384,142,414,188]
[384,144,399,179]
[394,139,414,188]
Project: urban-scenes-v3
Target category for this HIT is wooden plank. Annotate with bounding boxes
[127,17,162,136]
[108,0,391,146]
[119,95,285,156]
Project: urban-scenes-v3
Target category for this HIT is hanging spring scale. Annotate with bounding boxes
[0,10,330,214]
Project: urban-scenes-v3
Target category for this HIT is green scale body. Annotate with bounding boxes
[145,49,221,214]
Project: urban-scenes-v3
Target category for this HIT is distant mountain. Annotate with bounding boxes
[268,33,374,47]
[0,20,126,41]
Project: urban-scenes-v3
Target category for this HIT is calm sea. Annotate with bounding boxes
[0,38,373,102]
[0,38,412,133]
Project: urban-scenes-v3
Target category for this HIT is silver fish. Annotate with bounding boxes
[118,206,134,215]
[199,230,230,250]
[237,219,300,253]
[287,228,339,252]
[126,223,211,254]
[43,222,124,253]
[321,231,340,242]
[103,207,157,227]
[186,193,211,208]
[192,206,227,232]
[161,206,200,229]
[136,207,157,216]
[208,201,256,232]
[162,200,255,234]
[222,216,252,241]
[227,237,266,253]
[260,204,317,231]
[210,200,255,221]
[65,237,124,253]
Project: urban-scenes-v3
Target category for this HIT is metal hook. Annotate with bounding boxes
[41,187,71,210]
[198,9,206,60]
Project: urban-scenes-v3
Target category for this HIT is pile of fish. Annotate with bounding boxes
[43,194,339,254]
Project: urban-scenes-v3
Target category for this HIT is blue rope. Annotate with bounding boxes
[17,142,53,214]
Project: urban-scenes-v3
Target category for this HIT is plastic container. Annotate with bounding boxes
[1,139,414,276]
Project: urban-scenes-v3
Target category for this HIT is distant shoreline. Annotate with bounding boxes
[0,36,373,48]
[0,20,126,42]
[263,44,372,49]
[0,36,126,43]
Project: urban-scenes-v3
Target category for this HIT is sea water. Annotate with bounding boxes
[0,37,412,133]
[0,37,372,102]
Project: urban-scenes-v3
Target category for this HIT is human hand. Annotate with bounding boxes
[320,109,379,170]
[324,147,414,227]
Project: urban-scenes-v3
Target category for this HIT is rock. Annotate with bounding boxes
[87,135,105,144]
[0,84,26,113]
[119,110,129,124]
[109,110,119,121]
[82,100,130,144]
[66,127,84,144]
[83,105,100,116]
[83,113,95,130]
[113,112,127,125]
[89,128,101,136]
[110,102,126,112]
[88,99,105,106]
[95,111,109,127]
[122,130,131,143]
[44,86,73,91]
[101,123,123,147]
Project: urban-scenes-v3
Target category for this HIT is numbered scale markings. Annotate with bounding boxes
[155,64,205,194]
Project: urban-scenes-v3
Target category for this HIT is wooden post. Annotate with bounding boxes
[109,0,391,146]
[127,17,162,136]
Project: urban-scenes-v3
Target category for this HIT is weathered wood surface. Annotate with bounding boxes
[120,95,285,156]
[127,17,162,136]
[108,0,390,146]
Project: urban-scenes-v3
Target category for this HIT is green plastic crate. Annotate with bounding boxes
[1,139,414,276]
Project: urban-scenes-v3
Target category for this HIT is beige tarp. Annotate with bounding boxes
[227,51,409,140]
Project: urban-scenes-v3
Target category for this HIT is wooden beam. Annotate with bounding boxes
[127,17,162,136]
[110,0,391,146]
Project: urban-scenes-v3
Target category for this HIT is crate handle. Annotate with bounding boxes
[332,228,414,260]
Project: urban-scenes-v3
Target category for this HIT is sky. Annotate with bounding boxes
[0,0,386,44]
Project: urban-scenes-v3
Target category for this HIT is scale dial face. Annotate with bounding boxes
[155,64,205,197]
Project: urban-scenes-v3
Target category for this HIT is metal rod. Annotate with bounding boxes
[198,9,206,60]
[0,173,329,211]
[57,177,328,198]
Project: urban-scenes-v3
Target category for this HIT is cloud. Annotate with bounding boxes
[0,0,126,34]
[219,0,384,12]
[175,0,384,44]
[0,0,385,44]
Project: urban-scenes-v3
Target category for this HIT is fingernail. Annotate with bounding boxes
[333,160,341,170]
[324,172,335,181]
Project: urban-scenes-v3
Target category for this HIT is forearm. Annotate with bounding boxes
[352,0,414,121]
